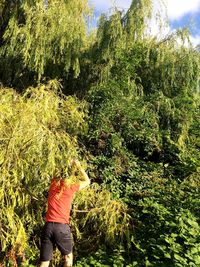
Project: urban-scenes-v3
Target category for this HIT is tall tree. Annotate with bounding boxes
[0,0,91,89]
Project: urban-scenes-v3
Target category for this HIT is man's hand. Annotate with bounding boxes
[71,159,80,168]
[73,159,81,167]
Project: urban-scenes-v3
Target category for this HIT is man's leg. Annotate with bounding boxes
[40,223,54,267]
[55,224,73,266]
[39,261,50,267]
[63,252,73,267]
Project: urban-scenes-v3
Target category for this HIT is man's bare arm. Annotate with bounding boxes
[73,159,90,189]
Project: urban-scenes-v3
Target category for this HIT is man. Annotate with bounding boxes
[39,159,90,267]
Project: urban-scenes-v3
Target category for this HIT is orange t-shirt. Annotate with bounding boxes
[45,179,80,224]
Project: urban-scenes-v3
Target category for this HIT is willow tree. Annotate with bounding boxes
[0,0,91,89]
[0,80,84,263]
[0,81,131,266]
[86,0,200,176]
[82,1,200,266]
[88,0,157,83]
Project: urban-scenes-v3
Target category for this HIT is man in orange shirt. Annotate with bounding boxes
[39,159,90,267]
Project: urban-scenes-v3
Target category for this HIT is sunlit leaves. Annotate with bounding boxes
[0,80,86,257]
[0,0,91,83]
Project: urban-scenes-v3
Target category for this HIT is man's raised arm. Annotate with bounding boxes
[73,159,90,190]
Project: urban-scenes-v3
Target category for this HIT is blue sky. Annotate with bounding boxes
[88,0,200,46]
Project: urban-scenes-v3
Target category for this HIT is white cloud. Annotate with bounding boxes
[90,0,200,20]
[111,0,132,9]
[190,34,200,47]
[165,0,200,20]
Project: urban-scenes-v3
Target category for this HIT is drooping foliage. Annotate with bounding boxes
[80,0,200,265]
[0,0,200,266]
[0,0,91,89]
[88,37,200,176]
[0,80,83,262]
[0,81,130,266]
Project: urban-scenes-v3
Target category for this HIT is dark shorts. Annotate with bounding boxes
[40,222,73,261]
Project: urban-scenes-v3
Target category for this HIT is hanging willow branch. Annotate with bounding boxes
[0,81,131,264]
[0,80,86,255]
[72,185,131,244]
[0,0,91,82]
